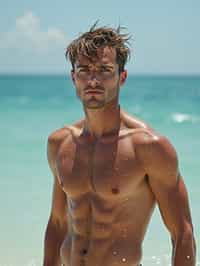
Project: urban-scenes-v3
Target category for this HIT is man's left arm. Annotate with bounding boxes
[141,135,196,266]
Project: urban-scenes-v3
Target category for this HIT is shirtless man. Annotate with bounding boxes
[43,25,196,266]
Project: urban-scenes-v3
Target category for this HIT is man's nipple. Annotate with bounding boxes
[111,187,120,194]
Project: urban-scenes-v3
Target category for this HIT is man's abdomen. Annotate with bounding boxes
[60,232,143,266]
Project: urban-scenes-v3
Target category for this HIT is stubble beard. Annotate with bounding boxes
[83,96,106,109]
[77,83,120,110]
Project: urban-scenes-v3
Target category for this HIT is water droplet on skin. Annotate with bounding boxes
[123,197,129,202]
[187,255,190,259]
[113,251,117,256]
[122,257,126,262]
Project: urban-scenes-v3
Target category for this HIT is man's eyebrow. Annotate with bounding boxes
[76,64,89,68]
[75,63,114,69]
[100,64,115,68]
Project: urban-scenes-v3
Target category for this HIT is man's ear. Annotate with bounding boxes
[71,70,75,83]
[119,70,127,86]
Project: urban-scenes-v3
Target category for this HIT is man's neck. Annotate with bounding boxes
[83,99,121,139]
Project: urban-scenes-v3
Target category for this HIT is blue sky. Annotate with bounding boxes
[0,0,200,74]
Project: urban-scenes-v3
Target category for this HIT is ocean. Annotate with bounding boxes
[0,74,199,266]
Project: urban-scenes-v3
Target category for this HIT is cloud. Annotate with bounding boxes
[0,11,70,73]
[0,11,67,52]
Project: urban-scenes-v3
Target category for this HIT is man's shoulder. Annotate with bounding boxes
[47,120,84,147]
[122,111,176,154]
[126,125,178,170]
[133,129,176,158]
[123,113,179,177]
[121,110,157,142]
[48,127,71,146]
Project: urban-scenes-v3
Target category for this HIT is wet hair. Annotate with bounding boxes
[65,22,131,73]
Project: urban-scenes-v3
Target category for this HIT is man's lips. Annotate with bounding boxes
[84,89,104,94]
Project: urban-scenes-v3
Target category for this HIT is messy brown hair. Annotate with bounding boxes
[65,22,131,73]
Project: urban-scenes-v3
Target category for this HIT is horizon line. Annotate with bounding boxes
[1,72,200,77]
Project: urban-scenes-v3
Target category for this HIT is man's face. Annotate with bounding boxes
[71,46,127,109]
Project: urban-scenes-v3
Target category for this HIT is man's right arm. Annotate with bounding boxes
[43,131,68,266]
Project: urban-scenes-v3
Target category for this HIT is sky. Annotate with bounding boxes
[0,0,200,74]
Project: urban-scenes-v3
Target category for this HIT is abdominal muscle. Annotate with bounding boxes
[60,230,142,266]
[60,197,154,266]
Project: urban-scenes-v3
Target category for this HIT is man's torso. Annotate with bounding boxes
[52,113,156,266]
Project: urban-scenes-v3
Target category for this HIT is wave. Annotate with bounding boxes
[171,113,200,123]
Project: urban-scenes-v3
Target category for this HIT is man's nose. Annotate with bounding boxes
[87,75,100,87]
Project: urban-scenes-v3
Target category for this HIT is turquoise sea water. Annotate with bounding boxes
[0,74,199,266]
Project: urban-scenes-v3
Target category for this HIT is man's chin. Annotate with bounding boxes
[83,100,105,109]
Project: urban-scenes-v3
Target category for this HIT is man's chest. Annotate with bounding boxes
[56,135,145,198]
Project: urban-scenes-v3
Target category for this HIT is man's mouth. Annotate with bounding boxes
[84,89,104,94]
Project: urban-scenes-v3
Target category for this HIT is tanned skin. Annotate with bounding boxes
[43,47,196,266]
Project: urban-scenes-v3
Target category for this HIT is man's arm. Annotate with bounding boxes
[43,131,68,266]
[140,134,196,266]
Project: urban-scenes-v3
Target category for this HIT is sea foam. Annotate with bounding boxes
[171,112,200,123]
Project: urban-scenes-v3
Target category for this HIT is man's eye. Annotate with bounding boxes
[79,69,88,72]
[101,68,111,72]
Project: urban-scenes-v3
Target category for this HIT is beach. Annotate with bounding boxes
[0,74,199,266]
